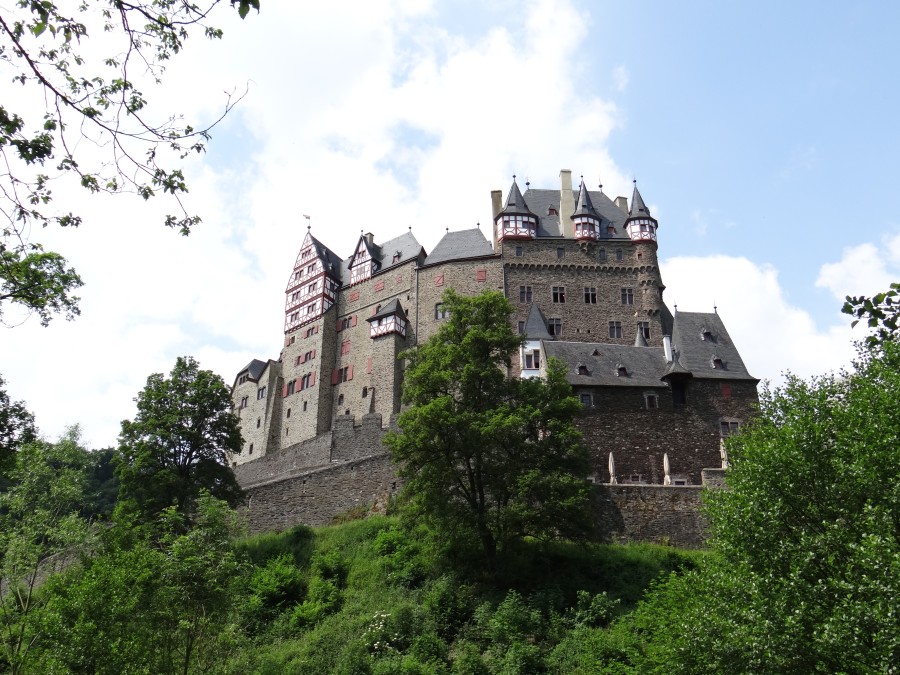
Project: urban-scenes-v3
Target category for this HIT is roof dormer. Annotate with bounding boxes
[495,176,537,242]
[368,298,408,338]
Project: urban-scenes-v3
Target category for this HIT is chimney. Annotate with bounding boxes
[559,170,575,238]
[364,232,374,247]
[490,189,503,251]
[615,196,629,213]
[663,335,673,363]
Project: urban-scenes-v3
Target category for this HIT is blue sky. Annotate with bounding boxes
[2,0,898,447]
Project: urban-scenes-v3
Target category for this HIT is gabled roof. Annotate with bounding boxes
[572,180,601,220]
[234,358,271,388]
[522,188,629,239]
[634,329,649,347]
[543,342,669,387]
[671,311,756,381]
[523,303,552,340]
[424,228,495,266]
[499,178,537,218]
[368,298,408,322]
[309,233,343,277]
[346,231,424,281]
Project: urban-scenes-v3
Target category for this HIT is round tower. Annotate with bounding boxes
[494,176,538,245]
[625,182,666,338]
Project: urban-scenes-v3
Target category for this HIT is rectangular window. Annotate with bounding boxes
[519,286,533,303]
[609,321,622,338]
[616,248,624,261]
[338,366,352,383]
[340,340,351,355]
[584,287,597,304]
[434,274,444,287]
[645,394,658,409]
[305,326,315,338]
[524,349,541,369]
[621,288,634,305]
[476,269,487,282]
[349,290,360,302]
[720,421,740,437]
[240,396,249,409]
[300,373,312,390]
[552,286,566,303]
[515,245,523,257]
[580,393,592,407]
[548,318,561,336]
[598,248,606,261]
[557,247,565,259]
[638,321,650,339]
[287,380,296,395]
[518,321,525,335]
[435,303,449,319]
[257,386,267,400]
[305,350,315,362]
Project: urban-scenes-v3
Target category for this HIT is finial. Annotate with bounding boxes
[512,174,516,182]
[303,214,311,230]
[408,225,411,231]
[633,178,637,186]
[477,221,481,229]
[714,302,718,314]
[674,303,678,313]
[446,227,449,233]
[598,179,603,192]
[525,176,530,188]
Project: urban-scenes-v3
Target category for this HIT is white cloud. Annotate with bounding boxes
[662,255,855,384]
[612,65,629,92]
[815,232,900,301]
[1,0,633,447]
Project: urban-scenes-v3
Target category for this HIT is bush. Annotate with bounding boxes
[241,554,306,634]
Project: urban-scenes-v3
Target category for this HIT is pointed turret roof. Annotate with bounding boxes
[661,355,693,380]
[572,179,601,220]
[499,177,536,218]
[523,303,553,340]
[368,298,408,322]
[634,329,649,348]
[627,182,656,222]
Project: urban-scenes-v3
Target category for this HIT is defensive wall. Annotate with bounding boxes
[236,413,725,547]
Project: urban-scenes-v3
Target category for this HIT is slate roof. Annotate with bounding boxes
[522,188,630,239]
[368,298,408,322]
[543,342,669,388]
[424,228,496,266]
[309,233,344,278]
[627,183,654,221]
[342,231,424,284]
[500,178,536,217]
[234,358,270,388]
[523,303,552,340]
[671,311,757,381]
[572,180,601,220]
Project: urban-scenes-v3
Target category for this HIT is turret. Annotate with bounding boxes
[494,176,538,242]
[625,181,658,245]
[572,178,601,242]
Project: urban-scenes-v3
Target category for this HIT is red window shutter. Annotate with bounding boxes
[299,354,305,364]
[336,319,343,332]
[349,290,360,302]
[284,336,290,347]
[396,275,402,284]
[435,274,444,287]
[282,383,289,398]
[372,305,378,316]
[722,383,732,398]
[311,349,316,359]
[375,280,385,291]
[351,315,357,327]
[366,357,373,374]
[310,372,316,387]
[476,269,487,281]
[347,365,354,380]
[331,369,339,385]
[315,325,319,334]
[295,377,301,392]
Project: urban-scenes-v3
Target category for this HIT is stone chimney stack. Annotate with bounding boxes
[615,196,629,213]
[364,232,374,247]
[491,189,503,251]
[559,170,575,238]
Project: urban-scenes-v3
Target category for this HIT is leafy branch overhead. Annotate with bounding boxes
[842,282,900,348]
[0,0,258,325]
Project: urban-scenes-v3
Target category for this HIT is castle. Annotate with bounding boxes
[230,170,758,538]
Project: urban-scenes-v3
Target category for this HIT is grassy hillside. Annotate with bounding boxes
[223,515,705,674]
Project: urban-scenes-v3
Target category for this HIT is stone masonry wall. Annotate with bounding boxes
[594,484,708,548]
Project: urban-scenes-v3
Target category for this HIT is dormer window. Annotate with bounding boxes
[617,365,628,377]
[574,216,599,241]
[498,214,537,240]
[392,251,401,263]
[577,365,590,376]
[712,357,724,370]
[547,206,557,216]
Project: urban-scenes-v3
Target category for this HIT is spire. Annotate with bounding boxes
[634,329,648,348]
[629,181,651,218]
[572,178,600,220]
[500,176,536,217]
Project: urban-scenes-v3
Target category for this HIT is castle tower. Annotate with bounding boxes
[494,177,538,246]
[625,182,666,343]
[572,178,601,243]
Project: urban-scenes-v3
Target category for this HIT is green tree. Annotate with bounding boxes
[843,281,900,348]
[0,0,259,325]
[116,356,243,527]
[0,429,93,675]
[386,290,593,570]
[0,374,36,478]
[631,341,900,673]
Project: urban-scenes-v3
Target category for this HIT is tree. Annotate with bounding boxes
[0,429,93,675]
[630,340,900,673]
[0,0,259,325]
[116,356,243,527]
[0,374,36,477]
[385,290,593,569]
[843,281,900,348]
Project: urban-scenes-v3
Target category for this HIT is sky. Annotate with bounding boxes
[2,0,899,449]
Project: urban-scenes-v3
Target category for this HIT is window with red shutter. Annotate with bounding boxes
[310,372,316,387]
[331,369,339,385]
[435,274,444,287]
[282,383,289,398]
[375,280,385,291]
[351,315,357,327]
[347,365,353,380]
[722,383,732,398]
[349,290,360,302]
[336,319,343,332]
[366,357,373,374]
[476,269,487,281]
